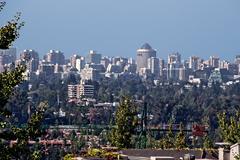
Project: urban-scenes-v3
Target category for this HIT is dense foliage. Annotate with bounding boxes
[0,2,46,159]
[9,72,240,148]
[109,96,137,148]
[0,2,24,49]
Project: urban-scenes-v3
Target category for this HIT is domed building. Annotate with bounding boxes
[136,43,156,73]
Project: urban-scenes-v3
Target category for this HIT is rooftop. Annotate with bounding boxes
[140,43,152,50]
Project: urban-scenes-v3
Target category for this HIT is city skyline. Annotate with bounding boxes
[11,46,240,63]
[1,0,240,60]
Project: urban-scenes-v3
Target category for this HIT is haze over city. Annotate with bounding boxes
[1,0,240,60]
[3,0,240,159]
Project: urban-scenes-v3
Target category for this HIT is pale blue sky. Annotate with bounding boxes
[1,0,240,61]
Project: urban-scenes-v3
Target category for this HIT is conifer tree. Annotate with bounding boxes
[175,123,186,149]
[109,96,137,148]
[218,112,240,144]
[165,122,175,149]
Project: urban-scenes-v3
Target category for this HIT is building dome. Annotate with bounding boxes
[140,43,152,50]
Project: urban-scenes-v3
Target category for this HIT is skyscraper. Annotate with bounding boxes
[20,49,39,72]
[136,43,156,73]
[70,54,81,68]
[0,48,16,72]
[159,58,165,78]
[45,50,65,65]
[86,50,101,64]
[209,56,220,68]
[168,52,181,64]
[76,57,85,72]
[147,57,160,78]
[235,55,240,64]
[189,56,200,71]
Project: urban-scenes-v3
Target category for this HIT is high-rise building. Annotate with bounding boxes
[45,50,65,65]
[123,64,137,73]
[68,85,79,99]
[167,63,179,80]
[179,67,186,81]
[112,57,121,65]
[189,56,200,71]
[209,56,220,68]
[136,43,156,73]
[136,43,157,72]
[168,52,181,64]
[147,57,160,77]
[235,55,240,64]
[219,60,230,69]
[81,67,100,81]
[70,54,81,68]
[106,64,122,73]
[79,80,94,98]
[208,68,222,86]
[159,58,165,77]
[76,57,85,72]
[0,48,16,72]
[38,62,55,76]
[128,57,135,65]
[68,81,94,99]
[101,57,110,69]
[86,50,101,64]
[20,49,39,72]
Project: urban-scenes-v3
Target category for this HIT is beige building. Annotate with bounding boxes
[136,43,156,73]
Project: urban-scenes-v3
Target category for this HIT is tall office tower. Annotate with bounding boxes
[168,52,181,64]
[81,65,101,81]
[86,50,101,64]
[147,57,160,77]
[189,56,200,71]
[235,55,240,64]
[76,57,85,72]
[209,56,220,68]
[167,63,179,80]
[159,58,165,77]
[54,63,63,73]
[38,62,55,76]
[112,57,121,65]
[120,57,128,64]
[20,49,39,72]
[128,57,135,65]
[0,48,16,72]
[46,50,65,65]
[106,64,122,73]
[219,60,230,69]
[70,54,81,68]
[179,67,186,81]
[101,57,110,69]
[124,63,137,73]
[136,43,156,73]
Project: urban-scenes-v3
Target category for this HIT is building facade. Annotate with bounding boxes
[136,43,156,73]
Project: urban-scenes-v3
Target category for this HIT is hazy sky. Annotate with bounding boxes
[1,0,240,61]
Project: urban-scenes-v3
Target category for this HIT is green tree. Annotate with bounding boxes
[0,2,24,49]
[0,2,46,159]
[175,123,186,149]
[64,154,74,160]
[164,122,175,149]
[203,135,213,149]
[109,96,137,148]
[218,112,240,144]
